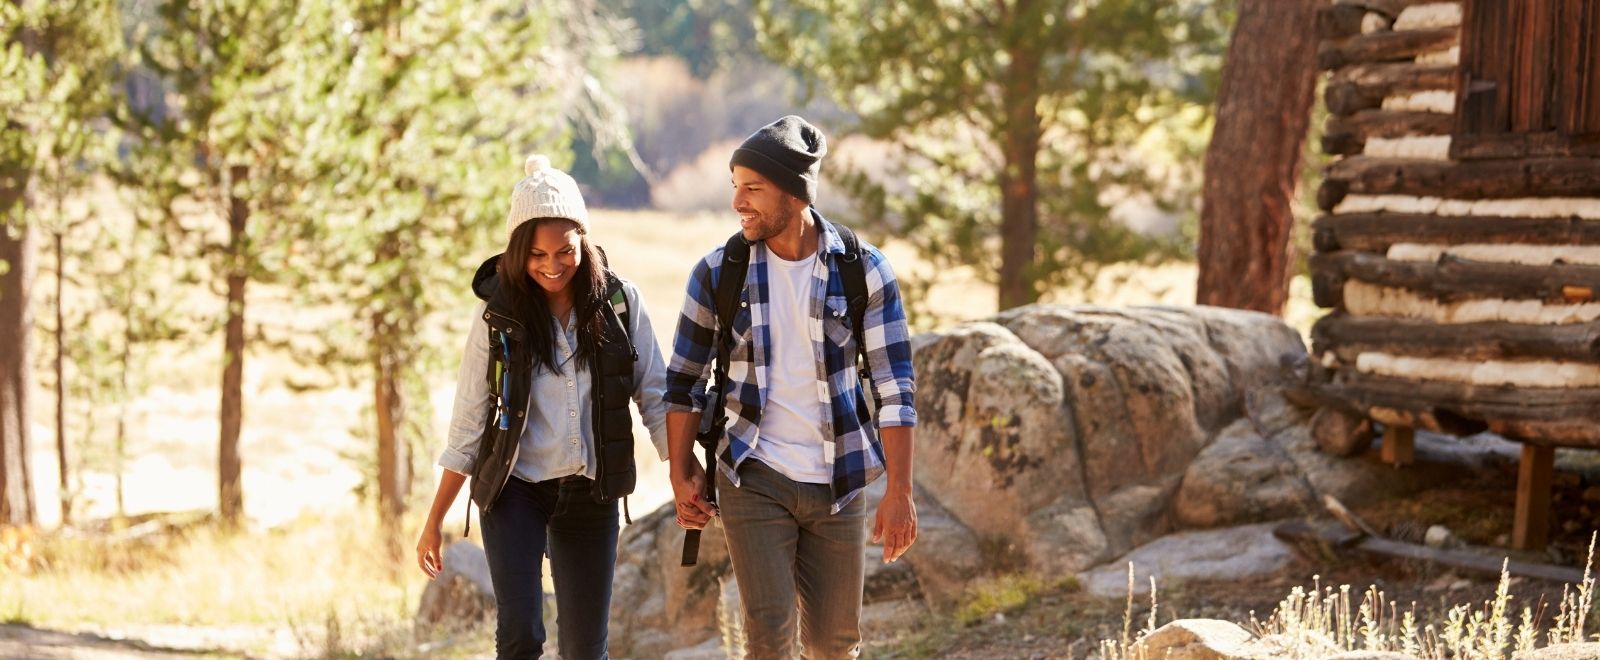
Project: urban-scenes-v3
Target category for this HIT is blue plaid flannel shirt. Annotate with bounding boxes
[664,211,918,513]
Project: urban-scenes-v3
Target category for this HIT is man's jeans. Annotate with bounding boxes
[718,459,869,660]
[481,474,618,660]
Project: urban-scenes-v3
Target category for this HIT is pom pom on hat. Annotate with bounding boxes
[525,154,552,176]
[505,154,588,241]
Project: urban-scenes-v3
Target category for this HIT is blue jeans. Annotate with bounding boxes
[481,474,618,660]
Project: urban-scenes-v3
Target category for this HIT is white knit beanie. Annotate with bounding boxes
[505,154,589,241]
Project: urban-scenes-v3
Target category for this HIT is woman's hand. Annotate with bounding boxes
[417,524,444,579]
[671,459,718,529]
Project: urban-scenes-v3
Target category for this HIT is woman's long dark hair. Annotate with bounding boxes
[499,218,609,374]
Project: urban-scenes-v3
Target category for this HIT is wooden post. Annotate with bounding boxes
[1381,425,1414,466]
[1513,443,1555,551]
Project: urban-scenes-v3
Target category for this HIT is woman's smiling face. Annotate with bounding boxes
[524,219,583,297]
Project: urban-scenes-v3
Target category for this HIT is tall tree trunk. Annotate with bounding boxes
[53,229,69,526]
[1,0,39,528]
[0,215,37,527]
[218,164,248,526]
[1195,0,1322,315]
[373,313,408,532]
[998,43,1043,311]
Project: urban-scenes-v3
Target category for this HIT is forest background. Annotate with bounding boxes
[0,0,1346,655]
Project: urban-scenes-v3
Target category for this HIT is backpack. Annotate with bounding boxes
[680,220,871,566]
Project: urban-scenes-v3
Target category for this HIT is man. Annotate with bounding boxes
[663,115,919,659]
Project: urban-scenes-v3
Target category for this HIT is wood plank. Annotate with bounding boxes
[1334,0,1441,20]
[1310,250,1600,303]
[1319,156,1600,210]
[1319,28,1459,70]
[1318,4,1373,40]
[1381,424,1416,465]
[1311,213,1600,253]
[1513,443,1555,551]
[1511,0,1557,133]
[1455,0,1514,134]
[1323,110,1456,155]
[1326,62,1459,116]
[1555,0,1600,135]
[1311,314,1600,361]
[1274,520,1589,583]
[1315,371,1600,427]
[1451,132,1600,159]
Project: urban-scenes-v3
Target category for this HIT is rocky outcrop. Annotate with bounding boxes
[607,303,1524,652]
[911,305,1306,596]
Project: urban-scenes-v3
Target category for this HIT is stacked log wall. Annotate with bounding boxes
[1310,0,1600,446]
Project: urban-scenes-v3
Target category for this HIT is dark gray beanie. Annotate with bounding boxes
[729,115,828,203]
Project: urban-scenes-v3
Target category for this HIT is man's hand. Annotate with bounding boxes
[871,486,917,563]
[672,458,718,529]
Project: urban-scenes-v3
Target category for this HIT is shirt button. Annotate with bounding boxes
[570,411,577,417]
[568,381,574,388]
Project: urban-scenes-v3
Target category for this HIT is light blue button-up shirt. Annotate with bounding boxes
[439,279,670,481]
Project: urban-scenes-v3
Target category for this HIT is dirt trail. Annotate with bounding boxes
[0,623,236,659]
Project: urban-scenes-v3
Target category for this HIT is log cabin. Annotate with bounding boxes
[1304,0,1600,551]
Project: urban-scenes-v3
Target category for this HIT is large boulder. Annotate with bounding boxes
[912,305,1307,585]
[1174,419,1317,528]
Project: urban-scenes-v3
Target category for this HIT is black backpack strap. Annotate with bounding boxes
[830,221,872,383]
[707,231,751,436]
[683,233,751,567]
[603,271,636,360]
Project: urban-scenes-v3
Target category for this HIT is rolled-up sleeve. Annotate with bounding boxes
[862,249,917,429]
[664,254,720,415]
[625,281,671,461]
[439,302,493,475]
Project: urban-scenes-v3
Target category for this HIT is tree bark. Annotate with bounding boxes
[0,217,36,527]
[218,164,248,526]
[1196,0,1322,315]
[997,40,1042,310]
[53,230,69,526]
[1,0,39,528]
[373,311,408,532]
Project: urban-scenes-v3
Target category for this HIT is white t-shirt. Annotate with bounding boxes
[749,247,832,484]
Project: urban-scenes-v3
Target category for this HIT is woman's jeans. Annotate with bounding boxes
[481,474,619,660]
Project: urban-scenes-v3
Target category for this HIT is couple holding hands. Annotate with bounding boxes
[415,115,919,660]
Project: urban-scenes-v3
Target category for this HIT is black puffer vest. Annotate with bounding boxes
[465,254,638,516]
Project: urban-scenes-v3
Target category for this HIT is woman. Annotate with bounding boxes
[416,155,669,660]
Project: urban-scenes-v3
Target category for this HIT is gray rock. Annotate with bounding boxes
[900,485,984,607]
[911,323,1094,574]
[663,636,726,660]
[1514,642,1600,659]
[1424,524,1457,549]
[1082,523,1294,599]
[1174,419,1316,528]
[609,502,732,658]
[415,541,496,633]
[1132,619,1255,660]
